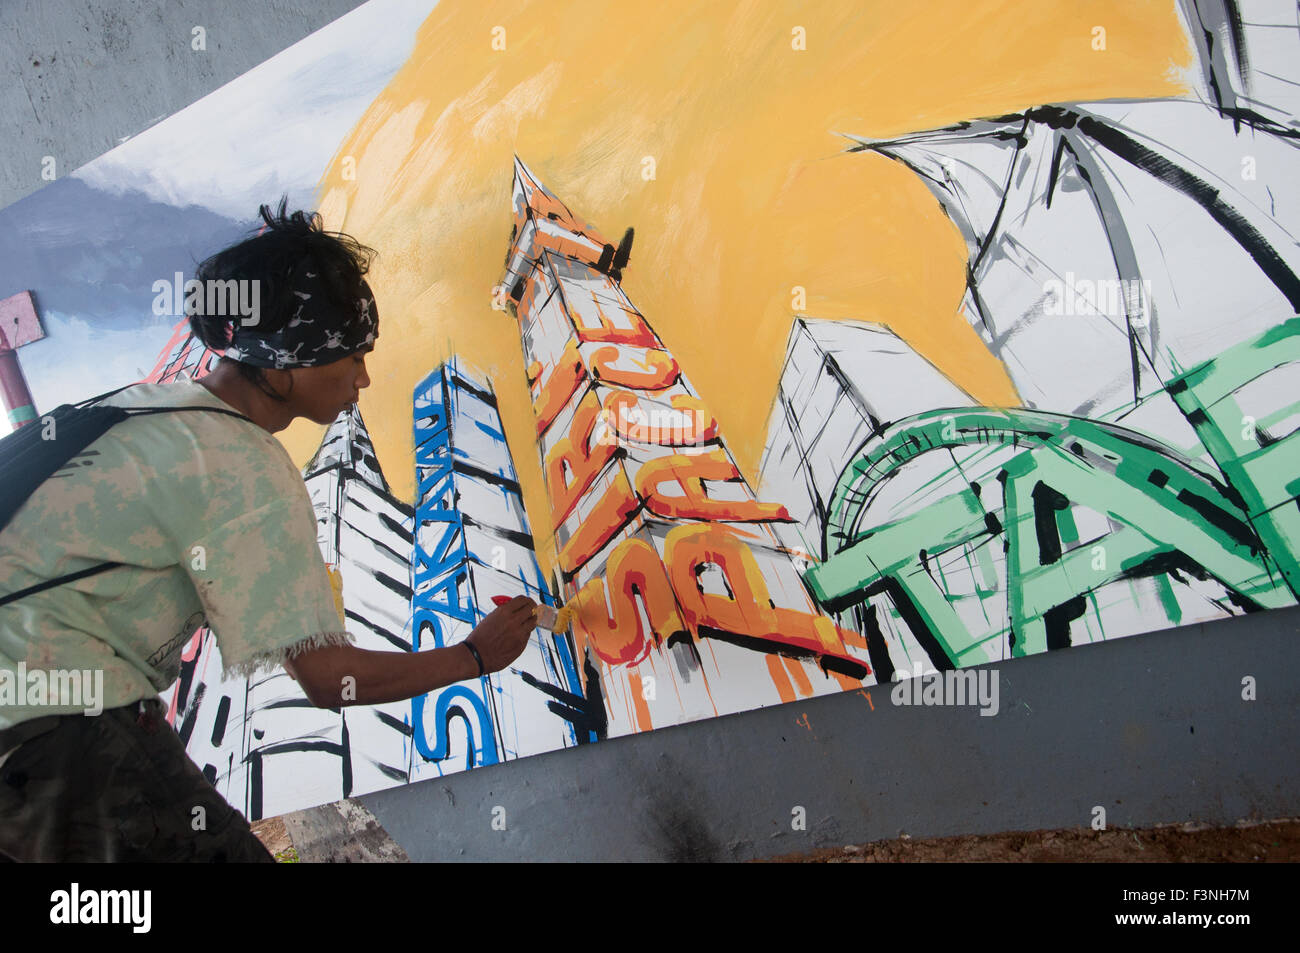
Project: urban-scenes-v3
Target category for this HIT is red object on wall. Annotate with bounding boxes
[0,290,46,430]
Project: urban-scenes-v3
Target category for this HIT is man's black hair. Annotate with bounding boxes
[189,198,377,400]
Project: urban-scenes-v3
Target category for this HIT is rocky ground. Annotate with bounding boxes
[252,813,1299,862]
[765,818,1300,862]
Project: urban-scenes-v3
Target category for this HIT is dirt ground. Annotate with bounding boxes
[250,817,296,862]
[765,818,1300,862]
[253,814,1299,862]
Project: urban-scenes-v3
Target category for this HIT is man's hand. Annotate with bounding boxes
[466,596,536,673]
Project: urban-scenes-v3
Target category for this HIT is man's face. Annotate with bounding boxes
[290,342,374,424]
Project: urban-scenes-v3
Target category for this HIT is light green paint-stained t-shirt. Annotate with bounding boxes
[0,379,352,730]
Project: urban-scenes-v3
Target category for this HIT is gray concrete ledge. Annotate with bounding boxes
[360,606,1300,862]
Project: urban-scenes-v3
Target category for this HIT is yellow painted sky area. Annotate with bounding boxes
[278,0,1195,566]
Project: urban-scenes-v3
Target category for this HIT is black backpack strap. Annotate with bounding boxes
[0,561,125,609]
[77,380,255,427]
[73,383,256,425]
[0,402,255,609]
[120,405,255,425]
[74,381,142,408]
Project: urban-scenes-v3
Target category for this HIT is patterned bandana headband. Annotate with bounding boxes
[224,261,378,369]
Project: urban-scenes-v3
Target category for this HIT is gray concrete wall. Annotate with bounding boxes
[4,0,1296,862]
[1,0,369,210]
[360,610,1299,861]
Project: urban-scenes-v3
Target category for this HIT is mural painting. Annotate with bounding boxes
[1,0,1296,817]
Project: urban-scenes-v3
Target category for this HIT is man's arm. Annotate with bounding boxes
[284,595,538,707]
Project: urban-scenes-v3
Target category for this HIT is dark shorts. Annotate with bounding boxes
[0,698,273,862]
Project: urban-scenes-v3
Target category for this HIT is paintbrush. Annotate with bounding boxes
[491,594,574,632]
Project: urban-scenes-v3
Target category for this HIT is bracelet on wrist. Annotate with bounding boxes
[462,640,486,677]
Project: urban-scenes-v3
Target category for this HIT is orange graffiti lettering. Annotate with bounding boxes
[572,537,686,665]
[532,341,587,437]
[663,524,868,677]
[574,294,658,348]
[558,470,640,575]
[545,392,619,526]
[635,449,792,522]
[590,345,679,391]
[602,390,719,447]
